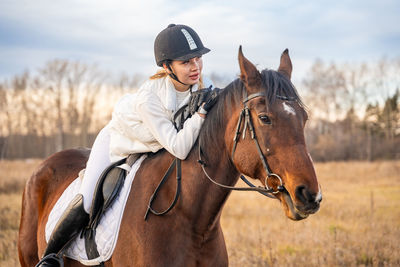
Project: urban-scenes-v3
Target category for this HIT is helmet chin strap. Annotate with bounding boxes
[166,63,190,87]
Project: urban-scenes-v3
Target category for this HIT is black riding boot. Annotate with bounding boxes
[36,194,89,267]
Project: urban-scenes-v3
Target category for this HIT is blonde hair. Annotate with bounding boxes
[150,68,204,88]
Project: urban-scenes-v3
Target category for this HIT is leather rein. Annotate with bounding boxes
[144,91,287,220]
[198,91,286,199]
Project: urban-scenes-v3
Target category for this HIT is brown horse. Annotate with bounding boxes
[18,47,321,267]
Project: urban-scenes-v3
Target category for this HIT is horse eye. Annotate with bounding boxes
[258,114,272,125]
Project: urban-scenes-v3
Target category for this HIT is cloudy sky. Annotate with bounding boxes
[0,0,399,84]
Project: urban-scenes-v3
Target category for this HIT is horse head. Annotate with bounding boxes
[228,46,322,220]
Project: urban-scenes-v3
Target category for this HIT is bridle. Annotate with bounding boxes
[145,90,288,220]
[198,91,286,199]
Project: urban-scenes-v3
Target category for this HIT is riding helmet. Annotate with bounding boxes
[154,24,210,67]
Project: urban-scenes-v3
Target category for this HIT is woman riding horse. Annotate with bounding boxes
[35,24,219,266]
[19,43,322,267]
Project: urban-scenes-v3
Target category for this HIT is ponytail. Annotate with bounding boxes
[149,69,204,88]
[149,69,168,80]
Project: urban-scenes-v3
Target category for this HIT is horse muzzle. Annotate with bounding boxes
[294,185,322,214]
[279,185,322,221]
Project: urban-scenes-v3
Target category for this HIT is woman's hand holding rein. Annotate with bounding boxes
[189,87,221,118]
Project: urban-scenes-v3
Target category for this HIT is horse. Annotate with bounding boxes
[18,47,322,267]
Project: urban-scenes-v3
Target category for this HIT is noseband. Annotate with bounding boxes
[198,91,286,199]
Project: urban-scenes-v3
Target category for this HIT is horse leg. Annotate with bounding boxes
[18,185,39,267]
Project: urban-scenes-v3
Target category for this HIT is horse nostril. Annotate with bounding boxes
[295,185,316,205]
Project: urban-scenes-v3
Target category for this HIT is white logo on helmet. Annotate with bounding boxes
[181,29,197,50]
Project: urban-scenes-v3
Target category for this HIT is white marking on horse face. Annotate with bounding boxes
[316,185,323,203]
[283,102,296,115]
[308,153,322,202]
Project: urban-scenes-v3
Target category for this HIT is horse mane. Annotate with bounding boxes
[198,69,306,157]
[259,69,305,108]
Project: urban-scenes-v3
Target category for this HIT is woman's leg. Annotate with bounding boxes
[79,124,111,213]
[36,126,111,266]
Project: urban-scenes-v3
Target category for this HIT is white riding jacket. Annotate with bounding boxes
[108,75,213,162]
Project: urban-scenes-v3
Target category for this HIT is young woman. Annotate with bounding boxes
[36,24,217,266]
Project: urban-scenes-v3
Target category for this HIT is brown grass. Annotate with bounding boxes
[0,159,42,266]
[222,161,400,266]
[1,160,399,266]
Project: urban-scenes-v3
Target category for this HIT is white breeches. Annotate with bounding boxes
[79,125,111,213]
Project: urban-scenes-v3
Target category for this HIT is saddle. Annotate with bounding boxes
[80,87,220,262]
[82,154,139,261]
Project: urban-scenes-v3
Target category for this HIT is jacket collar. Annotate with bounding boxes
[164,76,199,111]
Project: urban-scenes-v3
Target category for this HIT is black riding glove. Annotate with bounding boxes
[203,88,220,112]
[188,86,212,115]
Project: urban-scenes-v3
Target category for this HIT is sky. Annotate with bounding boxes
[0,0,399,84]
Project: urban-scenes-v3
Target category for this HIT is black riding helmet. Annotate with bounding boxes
[154,24,210,67]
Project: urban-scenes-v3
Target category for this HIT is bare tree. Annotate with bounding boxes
[303,57,400,161]
[1,56,398,160]
[303,60,347,122]
[38,60,69,151]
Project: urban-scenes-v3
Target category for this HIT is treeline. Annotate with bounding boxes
[303,58,399,161]
[0,60,143,158]
[0,58,399,161]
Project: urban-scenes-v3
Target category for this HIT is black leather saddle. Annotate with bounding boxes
[82,154,139,262]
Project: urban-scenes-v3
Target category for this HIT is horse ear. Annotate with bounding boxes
[278,48,292,79]
[238,46,262,92]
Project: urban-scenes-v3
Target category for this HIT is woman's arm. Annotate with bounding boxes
[137,96,204,160]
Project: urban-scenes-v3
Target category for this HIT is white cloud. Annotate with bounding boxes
[0,0,399,83]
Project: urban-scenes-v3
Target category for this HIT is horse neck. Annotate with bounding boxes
[183,89,242,235]
[184,145,239,235]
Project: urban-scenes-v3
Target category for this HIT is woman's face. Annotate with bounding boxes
[165,56,203,91]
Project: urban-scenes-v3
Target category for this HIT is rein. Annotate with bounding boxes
[144,110,187,220]
[144,158,181,220]
[198,91,285,199]
[144,91,287,220]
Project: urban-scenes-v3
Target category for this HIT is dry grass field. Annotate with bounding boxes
[0,160,399,266]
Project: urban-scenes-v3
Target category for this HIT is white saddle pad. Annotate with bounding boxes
[45,155,146,266]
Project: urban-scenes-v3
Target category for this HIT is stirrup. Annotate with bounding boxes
[35,253,64,267]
